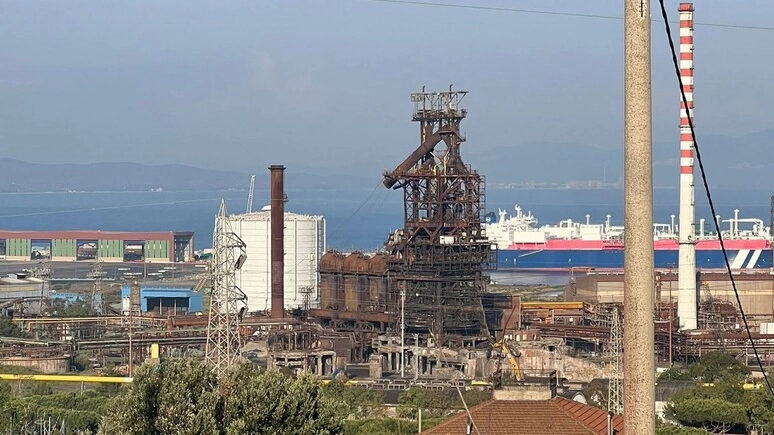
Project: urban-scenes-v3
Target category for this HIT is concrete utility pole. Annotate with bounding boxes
[623,0,656,433]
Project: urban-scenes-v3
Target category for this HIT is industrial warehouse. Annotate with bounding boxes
[0,230,195,263]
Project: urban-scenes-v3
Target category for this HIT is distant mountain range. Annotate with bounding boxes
[308,129,774,190]
[1,128,771,192]
[0,158,373,193]
[466,128,774,189]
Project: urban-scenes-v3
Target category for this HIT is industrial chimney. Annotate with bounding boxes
[677,2,698,331]
[269,165,285,318]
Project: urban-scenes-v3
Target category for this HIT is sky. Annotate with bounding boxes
[2,0,774,176]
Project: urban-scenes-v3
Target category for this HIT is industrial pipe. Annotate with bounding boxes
[270,165,285,319]
[383,125,442,189]
[0,374,134,383]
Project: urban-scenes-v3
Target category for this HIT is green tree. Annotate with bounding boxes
[655,425,710,435]
[0,389,113,433]
[396,387,488,420]
[0,316,25,337]
[220,364,341,435]
[658,367,692,382]
[581,378,609,409]
[343,419,418,435]
[99,359,343,435]
[322,380,385,418]
[687,352,750,383]
[97,359,221,435]
[742,389,774,434]
[668,396,748,433]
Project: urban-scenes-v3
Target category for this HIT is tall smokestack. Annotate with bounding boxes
[677,2,697,331]
[270,165,285,319]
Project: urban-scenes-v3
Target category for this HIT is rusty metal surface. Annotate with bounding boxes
[382,126,441,189]
[315,88,500,343]
[269,165,285,319]
[383,87,495,341]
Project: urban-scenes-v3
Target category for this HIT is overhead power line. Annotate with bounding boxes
[358,0,774,32]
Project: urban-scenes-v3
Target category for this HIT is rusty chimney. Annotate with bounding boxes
[269,165,285,318]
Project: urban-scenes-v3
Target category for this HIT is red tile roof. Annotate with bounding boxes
[552,397,625,434]
[417,397,624,435]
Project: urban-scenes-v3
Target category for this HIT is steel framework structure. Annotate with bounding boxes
[205,200,248,377]
[383,86,496,341]
[607,306,623,415]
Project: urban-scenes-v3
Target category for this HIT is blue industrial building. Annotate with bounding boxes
[120,286,203,315]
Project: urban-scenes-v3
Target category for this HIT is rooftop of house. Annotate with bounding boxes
[416,396,624,435]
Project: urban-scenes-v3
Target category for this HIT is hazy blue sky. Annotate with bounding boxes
[2,0,773,175]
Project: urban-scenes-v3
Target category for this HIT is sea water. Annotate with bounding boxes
[0,187,769,253]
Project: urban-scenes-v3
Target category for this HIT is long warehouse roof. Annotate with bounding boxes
[0,230,193,240]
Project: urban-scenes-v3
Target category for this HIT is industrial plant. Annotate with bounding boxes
[1,5,774,426]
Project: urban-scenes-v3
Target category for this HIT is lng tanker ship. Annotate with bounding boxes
[485,205,772,271]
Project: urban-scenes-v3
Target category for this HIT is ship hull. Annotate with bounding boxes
[497,246,771,271]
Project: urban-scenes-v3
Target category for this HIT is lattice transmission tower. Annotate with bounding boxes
[607,306,623,415]
[87,258,104,314]
[29,260,51,315]
[205,199,248,377]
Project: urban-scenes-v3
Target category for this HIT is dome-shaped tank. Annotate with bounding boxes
[343,252,370,273]
[368,252,389,274]
[319,251,346,272]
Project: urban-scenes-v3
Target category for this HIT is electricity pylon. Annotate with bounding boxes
[205,199,248,377]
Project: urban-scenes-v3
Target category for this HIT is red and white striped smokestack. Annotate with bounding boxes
[678,4,695,130]
[677,2,697,331]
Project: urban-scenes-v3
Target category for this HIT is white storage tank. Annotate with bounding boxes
[223,205,326,313]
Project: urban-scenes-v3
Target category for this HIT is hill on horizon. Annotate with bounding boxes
[2,127,773,192]
[0,158,373,193]
[296,128,774,190]
[466,128,774,189]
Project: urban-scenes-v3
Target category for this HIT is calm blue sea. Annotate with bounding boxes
[0,187,770,255]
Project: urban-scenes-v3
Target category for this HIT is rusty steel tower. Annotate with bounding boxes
[383,86,495,342]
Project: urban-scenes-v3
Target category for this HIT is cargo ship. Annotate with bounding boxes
[485,205,772,271]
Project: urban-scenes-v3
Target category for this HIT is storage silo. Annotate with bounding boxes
[224,205,326,312]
